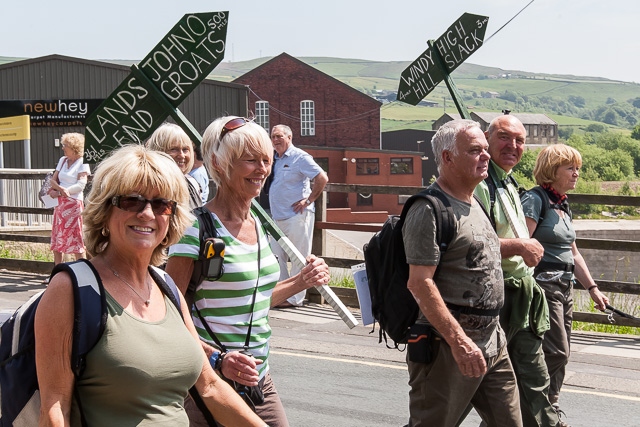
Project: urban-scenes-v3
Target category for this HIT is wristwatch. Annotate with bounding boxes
[209,351,227,371]
[305,198,312,205]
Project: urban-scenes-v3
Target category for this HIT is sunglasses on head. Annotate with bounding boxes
[111,195,177,216]
[219,117,253,140]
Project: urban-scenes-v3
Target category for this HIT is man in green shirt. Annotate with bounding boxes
[474,114,566,427]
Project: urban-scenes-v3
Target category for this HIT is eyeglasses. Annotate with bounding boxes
[111,195,177,216]
[219,117,252,140]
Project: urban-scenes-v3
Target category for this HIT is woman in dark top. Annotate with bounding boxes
[521,144,609,416]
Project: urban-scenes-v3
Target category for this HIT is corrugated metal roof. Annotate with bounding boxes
[0,55,248,169]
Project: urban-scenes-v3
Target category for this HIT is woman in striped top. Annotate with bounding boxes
[166,116,330,427]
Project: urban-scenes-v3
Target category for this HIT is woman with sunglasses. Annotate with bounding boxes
[35,145,266,427]
[146,122,203,210]
[47,132,91,275]
[166,116,330,427]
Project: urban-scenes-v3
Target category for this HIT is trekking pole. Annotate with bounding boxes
[604,304,639,323]
[251,200,359,329]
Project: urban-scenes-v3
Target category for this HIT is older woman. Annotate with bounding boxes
[48,132,91,268]
[146,122,203,210]
[166,116,330,427]
[35,145,265,427]
[521,144,609,418]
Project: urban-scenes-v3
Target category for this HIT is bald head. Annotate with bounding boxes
[485,115,527,173]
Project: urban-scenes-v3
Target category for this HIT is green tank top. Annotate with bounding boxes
[72,291,203,426]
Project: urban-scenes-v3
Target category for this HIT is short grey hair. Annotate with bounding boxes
[271,124,292,137]
[431,119,481,172]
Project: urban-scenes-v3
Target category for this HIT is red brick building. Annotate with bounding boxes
[235,53,423,216]
[233,53,381,149]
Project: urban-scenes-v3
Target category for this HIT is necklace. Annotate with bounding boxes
[108,266,152,306]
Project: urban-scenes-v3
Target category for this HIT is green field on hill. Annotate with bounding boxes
[4,55,640,132]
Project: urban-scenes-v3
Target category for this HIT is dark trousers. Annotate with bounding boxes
[537,277,574,403]
[408,339,522,427]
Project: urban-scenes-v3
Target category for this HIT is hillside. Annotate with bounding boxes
[4,55,640,132]
[212,56,640,132]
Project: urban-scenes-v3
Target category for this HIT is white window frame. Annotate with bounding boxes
[300,100,315,136]
[255,101,270,130]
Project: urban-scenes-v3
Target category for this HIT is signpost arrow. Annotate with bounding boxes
[396,13,489,109]
[83,11,229,163]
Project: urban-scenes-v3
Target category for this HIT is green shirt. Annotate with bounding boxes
[474,161,533,280]
[474,161,549,337]
[73,292,202,426]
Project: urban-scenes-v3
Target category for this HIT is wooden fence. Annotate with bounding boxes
[1,171,639,327]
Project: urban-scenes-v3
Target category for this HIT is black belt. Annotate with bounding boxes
[446,302,501,317]
[536,261,574,273]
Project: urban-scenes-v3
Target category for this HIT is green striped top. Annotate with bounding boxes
[168,211,280,379]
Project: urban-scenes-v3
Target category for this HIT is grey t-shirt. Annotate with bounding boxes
[403,185,505,357]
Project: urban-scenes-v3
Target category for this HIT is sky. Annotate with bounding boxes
[2,0,639,83]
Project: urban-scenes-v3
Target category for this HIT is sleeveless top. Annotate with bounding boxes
[72,292,202,426]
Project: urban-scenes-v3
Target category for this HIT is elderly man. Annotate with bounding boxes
[269,124,328,307]
[403,119,521,427]
[474,113,565,427]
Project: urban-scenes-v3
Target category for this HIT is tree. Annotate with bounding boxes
[631,125,640,140]
[569,95,586,108]
[585,123,607,133]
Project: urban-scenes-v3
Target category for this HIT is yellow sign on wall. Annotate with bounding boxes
[0,114,31,142]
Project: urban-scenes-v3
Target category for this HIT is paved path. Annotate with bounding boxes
[1,270,639,425]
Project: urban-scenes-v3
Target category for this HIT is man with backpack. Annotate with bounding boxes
[474,114,566,427]
[403,120,522,427]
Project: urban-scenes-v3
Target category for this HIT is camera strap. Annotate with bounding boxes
[194,217,262,352]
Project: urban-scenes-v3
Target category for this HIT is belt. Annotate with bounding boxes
[536,261,574,273]
[446,302,501,317]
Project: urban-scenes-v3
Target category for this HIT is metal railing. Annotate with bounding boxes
[313,184,640,328]
[0,173,638,327]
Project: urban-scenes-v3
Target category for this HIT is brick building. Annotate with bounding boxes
[233,53,381,149]
[235,53,423,216]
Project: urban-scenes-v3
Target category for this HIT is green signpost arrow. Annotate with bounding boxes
[397,13,489,117]
[84,11,229,163]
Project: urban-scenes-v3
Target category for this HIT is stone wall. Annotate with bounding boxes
[575,226,640,283]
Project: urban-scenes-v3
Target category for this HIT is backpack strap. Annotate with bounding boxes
[524,185,573,236]
[149,266,182,313]
[401,188,456,278]
[188,206,220,296]
[50,259,106,379]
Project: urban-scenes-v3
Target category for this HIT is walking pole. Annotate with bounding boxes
[251,200,359,329]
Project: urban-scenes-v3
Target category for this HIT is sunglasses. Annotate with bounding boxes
[219,117,253,139]
[111,195,177,216]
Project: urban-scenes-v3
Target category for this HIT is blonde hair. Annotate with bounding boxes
[145,123,195,172]
[83,144,193,266]
[61,132,85,157]
[201,116,273,186]
[533,144,583,185]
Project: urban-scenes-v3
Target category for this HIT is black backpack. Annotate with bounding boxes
[0,259,184,426]
[187,206,225,307]
[363,188,455,349]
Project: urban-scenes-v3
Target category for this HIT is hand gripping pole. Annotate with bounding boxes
[251,200,358,329]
